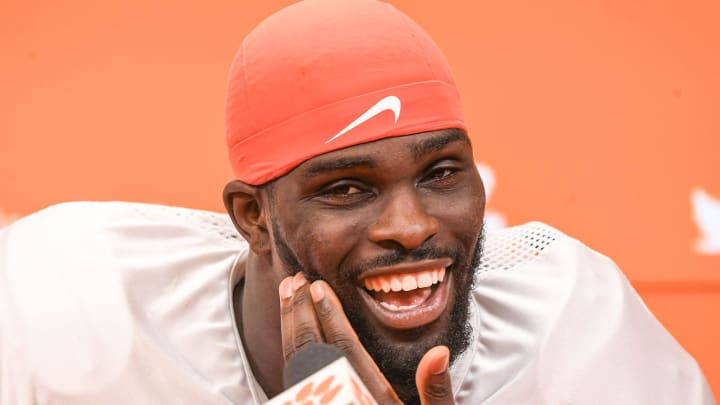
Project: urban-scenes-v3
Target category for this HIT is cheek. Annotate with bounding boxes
[461,178,487,229]
[291,213,367,279]
[466,192,486,230]
[431,186,485,236]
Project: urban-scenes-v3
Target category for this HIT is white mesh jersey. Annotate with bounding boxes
[0,202,714,404]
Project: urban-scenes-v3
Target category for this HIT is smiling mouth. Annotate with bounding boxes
[357,259,453,330]
[362,268,445,310]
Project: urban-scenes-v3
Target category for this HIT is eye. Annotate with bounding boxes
[419,162,464,189]
[325,184,363,196]
[425,167,457,181]
[314,181,374,207]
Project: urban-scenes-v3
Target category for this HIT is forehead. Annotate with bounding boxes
[292,128,470,177]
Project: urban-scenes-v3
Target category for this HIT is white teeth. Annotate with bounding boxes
[417,273,433,288]
[362,268,445,293]
[402,275,417,291]
[379,301,421,311]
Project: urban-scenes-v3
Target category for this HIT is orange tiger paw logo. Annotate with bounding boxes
[350,377,375,405]
[282,375,343,405]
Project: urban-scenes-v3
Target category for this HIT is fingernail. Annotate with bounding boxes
[279,277,293,299]
[430,347,450,375]
[292,272,307,291]
[310,282,325,302]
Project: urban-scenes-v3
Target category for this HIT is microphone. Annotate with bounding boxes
[283,343,344,388]
[266,343,378,404]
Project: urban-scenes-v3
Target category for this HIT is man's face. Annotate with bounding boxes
[266,129,485,402]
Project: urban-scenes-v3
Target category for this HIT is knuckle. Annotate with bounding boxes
[280,304,294,317]
[291,289,312,306]
[314,298,335,319]
[293,328,321,349]
[423,382,452,400]
[282,342,296,361]
[326,336,355,356]
[280,289,312,316]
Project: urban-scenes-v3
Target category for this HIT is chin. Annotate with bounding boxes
[344,277,474,405]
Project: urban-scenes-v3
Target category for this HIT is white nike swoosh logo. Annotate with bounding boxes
[325,95,401,144]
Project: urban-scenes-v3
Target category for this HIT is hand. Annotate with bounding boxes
[279,273,456,404]
[415,346,455,405]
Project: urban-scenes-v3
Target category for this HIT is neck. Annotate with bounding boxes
[232,253,285,398]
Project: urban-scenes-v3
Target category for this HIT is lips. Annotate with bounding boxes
[357,259,453,330]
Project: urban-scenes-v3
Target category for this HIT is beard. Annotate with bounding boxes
[272,219,485,405]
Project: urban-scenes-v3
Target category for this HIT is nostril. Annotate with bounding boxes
[368,220,439,251]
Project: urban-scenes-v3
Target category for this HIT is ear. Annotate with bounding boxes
[223,180,271,255]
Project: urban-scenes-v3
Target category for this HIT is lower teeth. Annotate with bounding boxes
[379,302,421,311]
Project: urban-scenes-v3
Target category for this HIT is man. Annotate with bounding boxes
[0,0,715,404]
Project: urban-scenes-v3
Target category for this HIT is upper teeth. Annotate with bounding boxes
[362,268,446,293]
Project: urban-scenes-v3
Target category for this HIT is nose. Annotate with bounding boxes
[367,188,440,250]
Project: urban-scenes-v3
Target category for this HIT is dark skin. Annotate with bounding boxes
[223,129,485,404]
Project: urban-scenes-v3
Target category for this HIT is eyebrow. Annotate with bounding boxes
[412,129,467,160]
[303,156,378,177]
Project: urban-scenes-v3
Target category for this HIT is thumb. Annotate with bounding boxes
[416,346,455,405]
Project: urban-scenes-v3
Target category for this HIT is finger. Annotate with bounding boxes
[279,276,297,361]
[416,346,455,405]
[279,273,324,362]
[309,280,402,404]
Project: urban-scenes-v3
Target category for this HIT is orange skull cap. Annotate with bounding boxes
[226,0,465,185]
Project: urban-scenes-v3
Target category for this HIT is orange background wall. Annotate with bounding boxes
[2,0,718,396]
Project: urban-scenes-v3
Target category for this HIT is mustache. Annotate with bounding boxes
[301,229,485,285]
